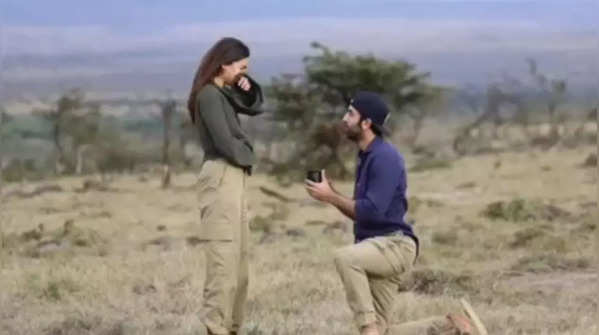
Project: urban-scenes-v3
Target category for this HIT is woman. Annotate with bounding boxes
[188,37,263,335]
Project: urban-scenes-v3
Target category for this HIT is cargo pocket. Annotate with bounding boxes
[369,237,412,276]
[196,160,233,240]
[197,161,226,200]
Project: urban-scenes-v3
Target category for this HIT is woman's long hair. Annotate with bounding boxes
[187,37,250,123]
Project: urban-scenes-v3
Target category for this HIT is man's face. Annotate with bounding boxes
[221,57,249,85]
[342,105,363,142]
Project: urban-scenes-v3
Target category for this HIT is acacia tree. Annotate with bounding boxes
[268,43,440,179]
[304,42,440,140]
[267,74,350,179]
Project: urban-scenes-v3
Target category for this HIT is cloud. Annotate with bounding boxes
[1,17,597,91]
[3,17,597,58]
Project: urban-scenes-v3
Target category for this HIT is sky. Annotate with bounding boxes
[0,0,597,98]
[2,0,597,29]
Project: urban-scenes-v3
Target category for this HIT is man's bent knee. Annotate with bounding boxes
[333,247,352,269]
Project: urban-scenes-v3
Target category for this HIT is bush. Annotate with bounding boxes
[481,198,572,222]
[1,159,45,182]
[511,254,591,273]
[510,227,546,248]
[408,196,444,215]
[432,230,458,246]
[582,153,597,168]
[409,158,452,173]
[402,268,478,296]
[26,274,80,302]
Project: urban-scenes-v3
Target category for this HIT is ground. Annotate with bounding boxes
[0,145,597,334]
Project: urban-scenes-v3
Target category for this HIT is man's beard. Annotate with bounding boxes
[345,124,362,142]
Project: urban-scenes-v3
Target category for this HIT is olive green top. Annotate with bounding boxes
[193,75,264,169]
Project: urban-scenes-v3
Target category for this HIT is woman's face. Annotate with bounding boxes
[220,57,249,85]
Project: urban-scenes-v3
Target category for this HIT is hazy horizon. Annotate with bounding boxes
[1,1,598,100]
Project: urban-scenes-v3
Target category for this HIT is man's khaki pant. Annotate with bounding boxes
[334,233,417,335]
[197,159,249,335]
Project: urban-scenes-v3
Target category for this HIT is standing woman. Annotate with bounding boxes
[188,37,263,335]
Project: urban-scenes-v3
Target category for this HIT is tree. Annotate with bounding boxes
[71,102,101,174]
[0,105,12,185]
[268,74,351,179]
[304,42,441,138]
[452,83,524,155]
[155,97,179,188]
[527,58,567,140]
[268,43,441,180]
[33,89,101,174]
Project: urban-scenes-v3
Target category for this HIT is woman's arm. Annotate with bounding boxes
[197,87,255,167]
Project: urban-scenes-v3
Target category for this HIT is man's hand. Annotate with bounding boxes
[237,76,251,91]
[306,170,357,220]
[305,170,334,203]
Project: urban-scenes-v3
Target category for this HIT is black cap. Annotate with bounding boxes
[349,91,391,136]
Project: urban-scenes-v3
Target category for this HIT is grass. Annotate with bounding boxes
[0,146,597,334]
[481,198,572,222]
[409,158,453,173]
[511,254,592,273]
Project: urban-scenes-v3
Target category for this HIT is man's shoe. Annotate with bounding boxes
[360,323,380,335]
[427,299,487,335]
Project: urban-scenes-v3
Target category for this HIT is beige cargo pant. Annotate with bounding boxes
[197,159,249,335]
[334,233,417,335]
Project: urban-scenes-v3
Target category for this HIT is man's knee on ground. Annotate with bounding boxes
[237,276,249,291]
[333,247,353,270]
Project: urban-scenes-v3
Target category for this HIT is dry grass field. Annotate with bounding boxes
[1,144,597,334]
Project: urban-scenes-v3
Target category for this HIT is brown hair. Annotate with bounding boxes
[187,37,250,123]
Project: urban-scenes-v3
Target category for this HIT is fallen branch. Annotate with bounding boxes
[259,186,295,203]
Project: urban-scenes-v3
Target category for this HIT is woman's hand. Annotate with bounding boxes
[237,76,251,91]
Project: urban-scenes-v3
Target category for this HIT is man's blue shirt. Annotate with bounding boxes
[353,137,418,247]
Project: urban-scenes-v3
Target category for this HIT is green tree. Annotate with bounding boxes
[267,74,350,180]
[33,89,101,174]
[304,42,440,132]
[268,43,441,180]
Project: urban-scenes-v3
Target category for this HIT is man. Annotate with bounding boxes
[305,91,418,335]
[305,92,480,335]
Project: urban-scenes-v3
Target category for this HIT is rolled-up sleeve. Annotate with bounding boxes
[231,76,264,115]
[355,154,400,222]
